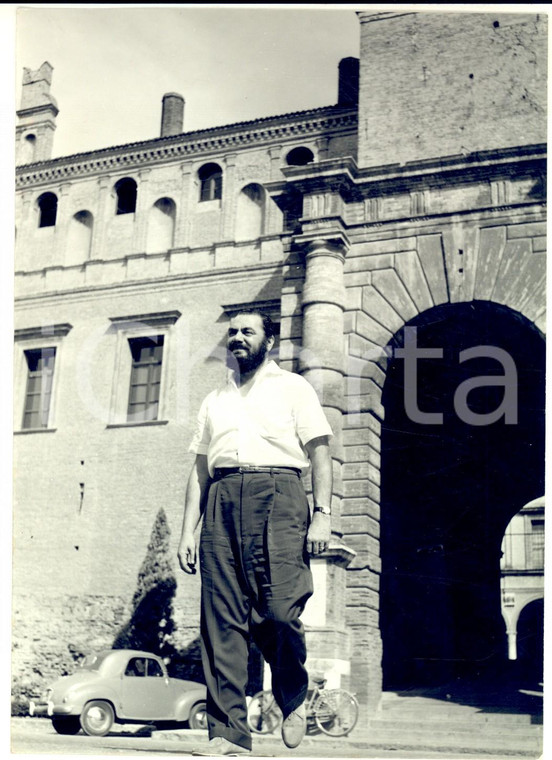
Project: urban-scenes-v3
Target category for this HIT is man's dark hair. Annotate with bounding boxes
[232,308,276,340]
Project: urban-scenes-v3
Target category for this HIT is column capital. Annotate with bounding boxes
[300,230,350,262]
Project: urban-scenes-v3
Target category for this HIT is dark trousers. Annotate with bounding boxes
[199,470,313,750]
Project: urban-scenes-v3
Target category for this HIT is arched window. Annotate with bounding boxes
[198,163,223,202]
[66,210,93,264]
[115,177,137,214]
[286,146,315,166]
[21,134,36,164]
[37,192,58,228]
[236,183,266,241]
[146,197,176,253]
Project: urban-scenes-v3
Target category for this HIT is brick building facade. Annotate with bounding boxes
[13,11,546,717]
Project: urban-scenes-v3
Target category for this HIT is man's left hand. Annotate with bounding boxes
[307,512,331,555]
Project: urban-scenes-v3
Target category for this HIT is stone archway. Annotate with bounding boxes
[338,214,546,707]
[516,599,544,687]
[378,301,545,690]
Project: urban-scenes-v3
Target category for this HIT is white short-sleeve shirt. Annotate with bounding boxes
[189,361,333,476]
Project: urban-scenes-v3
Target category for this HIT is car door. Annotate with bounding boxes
[120,656,173,720]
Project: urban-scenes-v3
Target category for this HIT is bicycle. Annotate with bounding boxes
[247,676,359,737]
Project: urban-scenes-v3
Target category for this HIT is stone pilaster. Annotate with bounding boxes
[222,153,237,240]
[174,162,192,248]
[55,183,71,266]
[90,177,111,260]
[133,169,151,253]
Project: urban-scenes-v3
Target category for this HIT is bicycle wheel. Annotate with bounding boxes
[313,689,359,737]
[246,690,283,734]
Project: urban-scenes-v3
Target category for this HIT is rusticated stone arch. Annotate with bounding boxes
[341,216,546,706]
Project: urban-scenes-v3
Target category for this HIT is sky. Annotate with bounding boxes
[14,4,361,159]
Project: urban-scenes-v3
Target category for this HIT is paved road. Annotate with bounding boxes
[10,717,537,760]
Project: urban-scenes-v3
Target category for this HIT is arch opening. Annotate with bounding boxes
[146,197,176,253]
[285,146,314,166]
[115,177,137,215]
[516,599,544,687]
[66,210,93,264]
[236,183,266,241]
[379,301,545,694]
[198,163,222,202]
[37,192,58,228]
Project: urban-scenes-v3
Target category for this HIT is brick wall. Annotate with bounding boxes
[358,11,547,168]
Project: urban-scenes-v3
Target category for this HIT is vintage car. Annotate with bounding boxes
[28,649,207,736]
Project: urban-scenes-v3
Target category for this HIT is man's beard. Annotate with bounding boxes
[228,339,270,375]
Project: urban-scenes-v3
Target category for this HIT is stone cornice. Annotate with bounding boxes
[109,310,182,329]
[17,103,59,119]
[14,323,72,341]
[15,106,358,188]
[268,144,546,203]
[222,299,281,317]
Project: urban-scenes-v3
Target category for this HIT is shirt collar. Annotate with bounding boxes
[227,359,281,389]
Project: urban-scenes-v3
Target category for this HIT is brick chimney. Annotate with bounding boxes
[338,57,359,107]
[160,92,185,137]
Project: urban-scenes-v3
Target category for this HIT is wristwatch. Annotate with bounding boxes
[313,505,331,516]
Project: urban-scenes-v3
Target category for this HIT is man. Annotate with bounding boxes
[178,309,333,756]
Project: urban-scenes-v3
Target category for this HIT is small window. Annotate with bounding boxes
[37,192,58,228]
[198,163,223,202]
[286,147,314,166]
[127,336,164,422]
[115,177,138,215]
[529,519,544,569]
[22,348,56,429]
[125,658,147,677]
[146,659,164,678]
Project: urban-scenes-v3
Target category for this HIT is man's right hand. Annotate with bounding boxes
[178,534,197,574]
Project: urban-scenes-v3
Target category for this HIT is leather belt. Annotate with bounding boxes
[213,466,301,479]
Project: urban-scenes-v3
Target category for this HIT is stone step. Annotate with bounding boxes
[369,716,541,734]
[377,703,538,724]
[348,726,543,755]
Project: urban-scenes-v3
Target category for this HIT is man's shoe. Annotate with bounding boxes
[191,736,251,757]
[281,703,306,749]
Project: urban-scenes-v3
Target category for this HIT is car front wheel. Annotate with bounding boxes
[80,700,115,736]
[52,716,81,735]
[188,700,208,730]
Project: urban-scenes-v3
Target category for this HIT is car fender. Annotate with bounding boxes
[73,684,121,716]
[173,689,207,723]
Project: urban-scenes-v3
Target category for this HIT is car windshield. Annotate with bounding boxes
[80,652,112,672]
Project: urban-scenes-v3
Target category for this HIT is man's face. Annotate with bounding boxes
[227,314,273,373]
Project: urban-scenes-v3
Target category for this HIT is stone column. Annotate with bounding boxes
[507,630,517,660]
[298,230,356,691]
[299,233,349,539]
